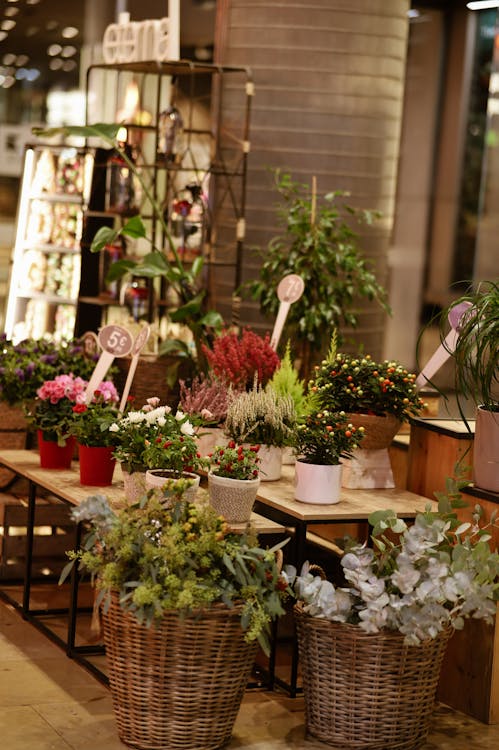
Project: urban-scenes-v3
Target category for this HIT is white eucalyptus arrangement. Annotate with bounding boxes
[224,383,296,447]
[286,478,499,645]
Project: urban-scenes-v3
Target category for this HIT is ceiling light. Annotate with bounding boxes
[62,60,77,72]
[62,26,79,39]
[46,20,59,31]
[1,20,16,31]
[49,58,63,70]
[2,76,16,88]
[466,1,499,9]
[26,26,39,37]
[0,32,7,42]
[26,0,41,4]
[2,53,16,66]
[15,55,29,66]
[61,45,77,58]
[5,7,19,16]
[47,44,62,56]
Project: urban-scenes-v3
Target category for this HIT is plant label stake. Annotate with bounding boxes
[85,325,134,404]
[119,325,151,412]
[270,274,305,350]
[415,301,473,390]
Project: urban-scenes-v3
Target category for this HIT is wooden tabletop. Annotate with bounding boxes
[255,464,436,521]
[0,449,285,536]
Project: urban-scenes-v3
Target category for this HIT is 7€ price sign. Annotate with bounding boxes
[84,325,134,404]
[270,274,305,350]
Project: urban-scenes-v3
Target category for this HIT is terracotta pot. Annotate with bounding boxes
[78,444,116,486]
[37,430,75,470]
[294,460,342,504]
[208,471,260,523]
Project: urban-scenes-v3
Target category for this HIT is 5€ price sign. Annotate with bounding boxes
[84,325,134,404]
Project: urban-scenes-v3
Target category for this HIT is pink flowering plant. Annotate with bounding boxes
[202,328,280,390]
[70,381,120,447]
[286,477,499,645]
[209,441,260,481]
[294,410,364,465]
[178,374,234,426]
[27,373,88,445]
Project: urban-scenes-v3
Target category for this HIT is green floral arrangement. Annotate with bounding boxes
[110,397,201,474]
[225,384,296,447]
[26,373,88,446]
[310,345,425,422]
[0,335,101,407]
[209,441,260,480]
[294,410,364,465]
[63,492,290,654]
[70,382,120,447]
[286,477,499,645]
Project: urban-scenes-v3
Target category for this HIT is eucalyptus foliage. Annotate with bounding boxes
[62,492,290,655]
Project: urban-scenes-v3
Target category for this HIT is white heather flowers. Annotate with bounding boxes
[287,491,499,645]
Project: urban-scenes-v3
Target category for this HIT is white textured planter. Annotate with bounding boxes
[195,426,227,457]
[122,470,147,504]
[294,460,342,504]
[282,445,296,465]
[259,444,283,481]
[473,406,499,493]
[208,471,260,523]
[145,470,200,502]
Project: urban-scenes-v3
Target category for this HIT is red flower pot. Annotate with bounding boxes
[37,431,75,470]
[78,444,116,486]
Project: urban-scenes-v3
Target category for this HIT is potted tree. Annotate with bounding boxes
[247,171,389,377]
[434,281,498,492]
[63,491,290,750]
[208,441,261,522]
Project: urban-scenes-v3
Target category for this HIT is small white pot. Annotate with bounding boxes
[294,460,342,504]
[145,469,200,502]
[195,426,227,457]
[208,471,260,523]
[282,445,296,465]
[259,444,283,481]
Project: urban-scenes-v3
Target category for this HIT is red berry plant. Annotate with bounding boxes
[202,328,280,390]
[209,441,260,481]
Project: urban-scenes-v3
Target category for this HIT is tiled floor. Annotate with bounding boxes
[1,598,499,749]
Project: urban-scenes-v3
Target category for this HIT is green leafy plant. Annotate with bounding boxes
[294,410,364,465]
[63,492,290,654]
[209,441,260,480]
[225,384,296,447]
[267,341,311,419]
[310,340,425,422]
[32,123,223,374]
[70,382,120,447]
[287,476,499,645]
[247,170,390,376]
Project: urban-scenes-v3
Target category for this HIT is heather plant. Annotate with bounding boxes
[178,374,234,425]
[225,384,296,447]
[287,476,499,645]
[202,328,280,390]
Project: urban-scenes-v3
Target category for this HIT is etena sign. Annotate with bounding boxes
[103,7,180,64]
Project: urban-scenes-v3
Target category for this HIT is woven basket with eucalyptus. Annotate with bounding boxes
[102,592,258,750]
[294,601,451,750]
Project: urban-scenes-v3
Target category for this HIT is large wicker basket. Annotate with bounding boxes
[294,602,452,750]
[346,412,401,449]
[101,592,258,750]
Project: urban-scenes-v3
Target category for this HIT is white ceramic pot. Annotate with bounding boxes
[208,471,260,523]
[195,426,227,457]
[122,470,147,504]
[282,445,296,465]
[294,460,342,504]
[473,406,499,493]
[259,444,283,481]
[145,469,200,502]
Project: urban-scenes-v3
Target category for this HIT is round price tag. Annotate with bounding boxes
[98,325,133,358]
[277,274,305,303]
[448,301,473,332]
[132,324,151,355]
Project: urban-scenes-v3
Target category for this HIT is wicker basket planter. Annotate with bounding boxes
[208,471,260,523]
[102,592,258,750]
[294,602,452,750]
[346,412,401,450]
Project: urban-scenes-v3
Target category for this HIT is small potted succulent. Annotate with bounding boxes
[70,381,120,486]
[293,409,364,504]
[208,441,261,522]
[224,383,296,480]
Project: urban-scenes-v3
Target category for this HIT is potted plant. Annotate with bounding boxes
[26,373,88,468]
[208,441,261,522]
[202,327,280,390]
[246,170,389,377]
[224,384,296,480]
[286,478,499,749]
[70,381,120,486]
[293,410,364,504]
[433,281,498,492]
[178,374,233,456]
[63,490,290,750]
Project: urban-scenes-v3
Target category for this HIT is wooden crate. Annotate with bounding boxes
[0,500,77,579]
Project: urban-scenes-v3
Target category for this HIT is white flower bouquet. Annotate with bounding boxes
[287,479,499,645]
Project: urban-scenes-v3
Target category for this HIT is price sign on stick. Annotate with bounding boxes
[270,274,305,350]
[119,325,151,412]
[85,324,134,404]
[415,301,473,390]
